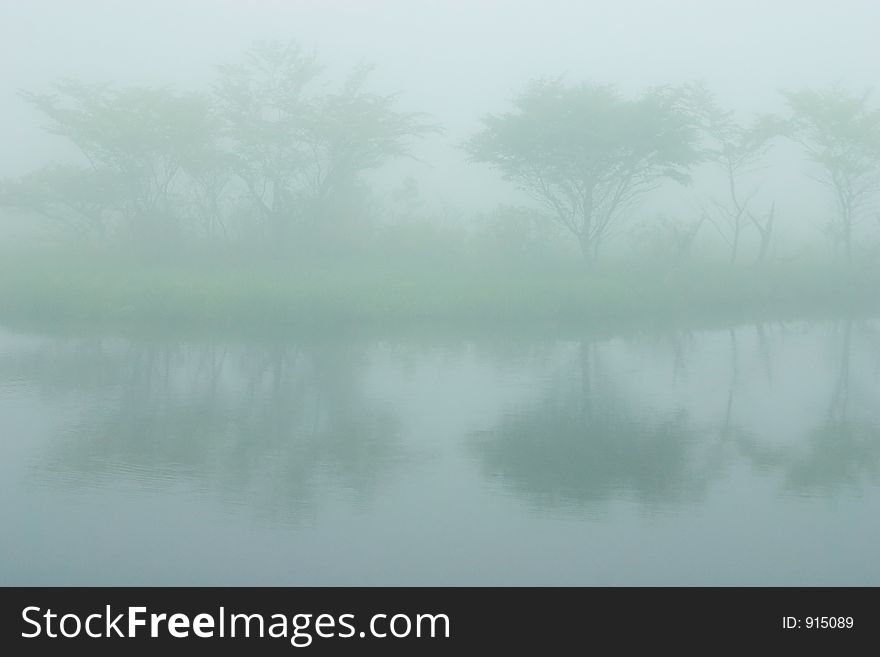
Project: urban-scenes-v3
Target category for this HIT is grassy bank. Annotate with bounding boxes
[0,248,878,338]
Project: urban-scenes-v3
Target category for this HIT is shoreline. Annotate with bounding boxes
[1,253,877,341]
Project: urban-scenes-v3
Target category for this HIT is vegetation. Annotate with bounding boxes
[782,85,880,263]
[1,40,879,334]
[0,244,877,338]
[0,41,437,250]
[465,80,701,263]
[686,82,779,264]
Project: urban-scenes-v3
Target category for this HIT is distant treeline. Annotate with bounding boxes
[2,39,880,266]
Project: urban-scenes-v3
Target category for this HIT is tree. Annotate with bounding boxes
[302,64,438,225]
[782,85,880,263]
[465,79,701,263]
[214,41,321,240]
[638,212,706,263]
[12,81,218,245]
[687,83,777,264]
[215,41,438,244]
[0,164,123,239]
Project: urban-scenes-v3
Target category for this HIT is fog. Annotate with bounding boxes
[1,2,879,588]
[3,1,879,225]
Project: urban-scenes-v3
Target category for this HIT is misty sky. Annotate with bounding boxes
[2,0,879,229]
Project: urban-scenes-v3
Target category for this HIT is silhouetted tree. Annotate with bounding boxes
[465,79,701,263]
[215,41,438,245]
[214,41,321,240]
[782,86,880,263]
[0,164,122,239]
[687,83,777,264]
[3,82,218,246]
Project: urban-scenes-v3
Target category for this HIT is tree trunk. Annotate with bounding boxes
[754,202,775,264]
[756,226,772,264]
[577,232,594,266]
[757,231,770,264]
[837,196,854,265]
[578,194,595,266]
[729,212,742,265]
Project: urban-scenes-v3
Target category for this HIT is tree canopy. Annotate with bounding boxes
[1,40,438,250]
[782,85,880,262]
[465,79,702,262]
[686,82,778,263]
[214,42,438,242]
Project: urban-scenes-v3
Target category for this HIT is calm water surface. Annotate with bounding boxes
[1,320,878,585]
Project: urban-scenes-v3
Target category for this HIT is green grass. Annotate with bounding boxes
[0,248,877,338]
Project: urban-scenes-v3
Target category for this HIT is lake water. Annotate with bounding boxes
[1,319,878,585]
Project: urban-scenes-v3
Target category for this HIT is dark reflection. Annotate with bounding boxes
[471,319,880,510]
[0,336,404,520]
[737,320,880,494]
[2,318,880,522]
[754,322,774,385]
[470,342,708,509]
